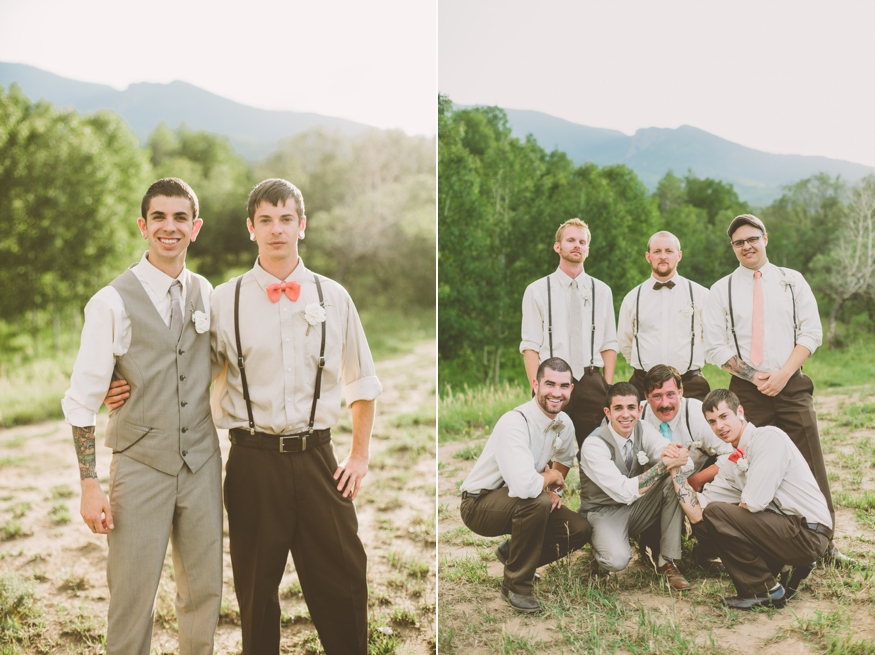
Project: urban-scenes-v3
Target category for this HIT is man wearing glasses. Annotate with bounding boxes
[702,214,852,565]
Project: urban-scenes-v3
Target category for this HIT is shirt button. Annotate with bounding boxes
[285,338,290,342]
[286,368,291,372]
[283,307,288,312]
[180,375,186,381]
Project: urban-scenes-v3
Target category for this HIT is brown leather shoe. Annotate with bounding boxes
[657,561,691,591]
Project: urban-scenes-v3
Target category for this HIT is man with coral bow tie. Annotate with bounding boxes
[210,178,382,654]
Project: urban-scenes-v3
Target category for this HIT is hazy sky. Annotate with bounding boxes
[0,0,436,136]
[440,0,875,168]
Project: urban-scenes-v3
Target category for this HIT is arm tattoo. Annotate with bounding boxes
[673,470,699,508]
[73,426,98,480]
[638,461,667,491]
[722,355,756,381]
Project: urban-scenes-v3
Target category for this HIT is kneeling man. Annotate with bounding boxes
[460,357,592,613]
[580,382,691,590]
[668,389,832,609]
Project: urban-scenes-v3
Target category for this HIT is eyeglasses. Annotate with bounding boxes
[731,235,763,249]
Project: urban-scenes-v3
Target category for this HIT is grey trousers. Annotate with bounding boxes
[586,475,683,571]
[106,451,223,655]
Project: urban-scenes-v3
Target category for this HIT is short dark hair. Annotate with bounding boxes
[141,177,199,220]
[702,388,740,414]
[536,357,572,382]
[605,382,640,408]
[644,365,683,396]
[247,178,305,221]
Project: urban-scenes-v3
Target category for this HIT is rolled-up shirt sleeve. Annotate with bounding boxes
[741,436,790,513]
[519,283,544,354]
[793,273,822,356]
[340,292,382,405]
[599,284,619,353]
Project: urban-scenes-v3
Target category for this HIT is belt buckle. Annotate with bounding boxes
[279,434,307,453]
[279,436,294,453]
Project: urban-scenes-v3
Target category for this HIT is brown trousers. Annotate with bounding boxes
[224,441,367,655]
[566,370,610,448]
[729,372,834,523]
[699,502,829,597]
[460,488,591,594]
[629,368,711,403]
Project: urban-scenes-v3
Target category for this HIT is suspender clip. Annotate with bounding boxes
[318,356,325,369]
[238,356,245,370]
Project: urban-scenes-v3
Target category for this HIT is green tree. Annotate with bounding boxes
[0,85,149,336]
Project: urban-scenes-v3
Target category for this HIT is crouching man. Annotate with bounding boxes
[668,389,832,609]
[459,357,592,613]
[580,382,691,590]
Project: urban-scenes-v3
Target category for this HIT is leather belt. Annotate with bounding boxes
[461,491,480,499]
[583,366,601,375]
[806,522,833,540]
[682,369,702,379]
[229,427,331,453]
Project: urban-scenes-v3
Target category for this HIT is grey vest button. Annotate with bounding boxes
[180,375,186,381]
[182,450,188,456]
[181,401,187,407]
[182,427,188,433]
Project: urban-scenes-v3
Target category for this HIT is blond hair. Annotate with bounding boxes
[554,218,591,244]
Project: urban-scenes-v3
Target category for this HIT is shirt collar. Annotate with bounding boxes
[251,256,311,291]
[521,398,565,435]
[649,272,680,284]
[608,422,634,448]
[736,261,774,281]
[139,251,187,297]
[738,421,755,451]
[553,266,588,289]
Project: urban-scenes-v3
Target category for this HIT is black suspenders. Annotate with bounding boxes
[727,268,797,360]
[634,279,695,372]
[547,275,595,367]
[234,273,326,436]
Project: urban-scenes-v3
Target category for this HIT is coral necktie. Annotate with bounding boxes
[750,271,764,367]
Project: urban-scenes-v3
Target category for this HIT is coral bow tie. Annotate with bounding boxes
[728,448,745,463]
[266,281,301,303]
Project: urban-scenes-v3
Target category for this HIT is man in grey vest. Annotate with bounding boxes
[579,382,691,589]
[63,178,222,655]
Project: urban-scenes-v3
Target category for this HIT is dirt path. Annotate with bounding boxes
[0,340,436,654]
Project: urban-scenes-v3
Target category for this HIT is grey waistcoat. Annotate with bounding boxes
[104,268,218,475]
[579,422,648,512]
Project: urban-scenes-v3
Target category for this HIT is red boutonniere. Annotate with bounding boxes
[728,448,745,463]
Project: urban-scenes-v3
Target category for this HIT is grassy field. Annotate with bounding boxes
[0,334,436,653]
[437,347,875,654]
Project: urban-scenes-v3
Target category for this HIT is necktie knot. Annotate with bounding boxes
[660,421,672,441]
[653,280,675,290]
[266,280,301,303]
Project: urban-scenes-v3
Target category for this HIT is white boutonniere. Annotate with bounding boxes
[300,303,327,334]
[191,310,209,334]
[690,439,704,450]
[637,451,649,465]
[680,303,695,318]
[581,287,592,306]
[736,457,749,472]
[553,434,563,451]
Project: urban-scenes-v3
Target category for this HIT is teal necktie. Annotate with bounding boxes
[660,421,672,441]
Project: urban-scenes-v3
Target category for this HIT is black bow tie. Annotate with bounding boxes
[653,280,676,290]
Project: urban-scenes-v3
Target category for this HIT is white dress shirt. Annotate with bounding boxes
[62,252,212,428]
[699,422,832,528]
[617,273,708,372]
[579,421,686,505]
[520,267,618,379]
[211,258,382,435]
[703,262,821,370]
[640,397,733,470]
[460,399,577,499]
